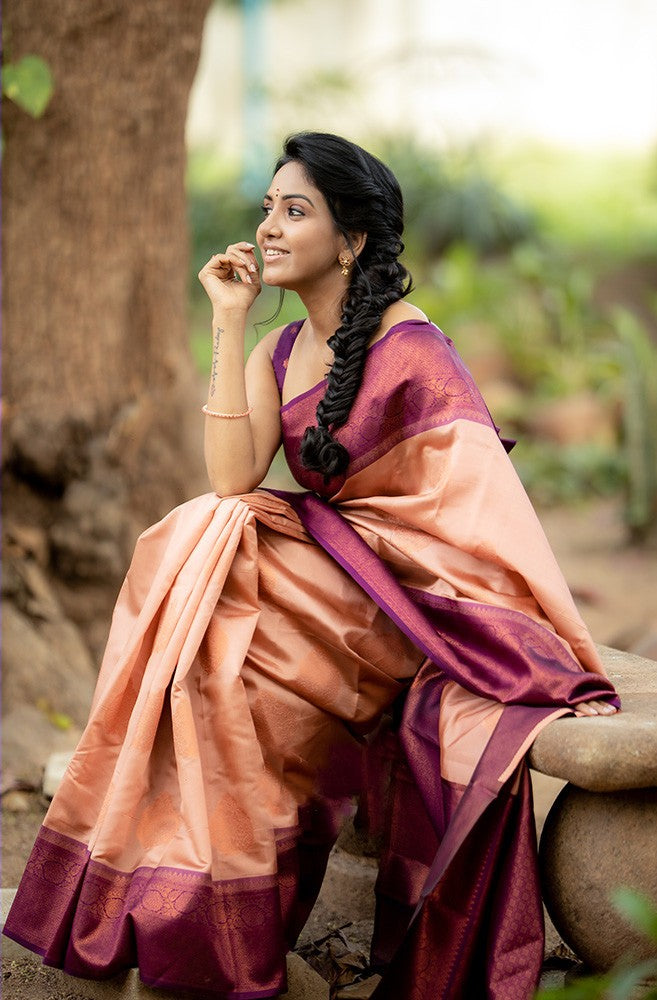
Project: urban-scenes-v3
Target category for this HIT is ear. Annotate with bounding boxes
[345,232,367,259]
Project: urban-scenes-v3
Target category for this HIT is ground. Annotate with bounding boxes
[2,496,656,998]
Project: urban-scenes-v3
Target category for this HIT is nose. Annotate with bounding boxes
[258,204,283,239]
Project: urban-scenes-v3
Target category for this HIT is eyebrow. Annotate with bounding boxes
[263,192,315,207]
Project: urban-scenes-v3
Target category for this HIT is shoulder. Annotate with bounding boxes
[250,324,289,363]
[369,302,432,347]
[379,300,429,335]
[247,321,302,372]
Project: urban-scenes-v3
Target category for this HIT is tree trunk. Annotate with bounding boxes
[2,0,212,764]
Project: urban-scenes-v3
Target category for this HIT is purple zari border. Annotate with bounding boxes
[271,490,619,710]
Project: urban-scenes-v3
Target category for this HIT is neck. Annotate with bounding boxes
[296,276,348,347]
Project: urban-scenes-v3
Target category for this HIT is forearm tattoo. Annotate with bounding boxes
[209,327,223,395]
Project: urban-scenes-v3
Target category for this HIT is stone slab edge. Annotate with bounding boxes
[529,646,657,790]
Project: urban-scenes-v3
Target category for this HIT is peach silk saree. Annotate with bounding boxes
[4,320,619,999]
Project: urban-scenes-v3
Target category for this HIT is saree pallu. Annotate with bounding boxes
[4,320,619,999]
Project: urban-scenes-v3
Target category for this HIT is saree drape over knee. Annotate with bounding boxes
[4,320,619,999]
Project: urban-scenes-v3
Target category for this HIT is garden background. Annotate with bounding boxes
[2,1,657,996]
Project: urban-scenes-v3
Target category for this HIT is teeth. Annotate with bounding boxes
[265,249,286,257]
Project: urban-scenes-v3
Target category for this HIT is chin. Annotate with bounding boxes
[262,273,297,291]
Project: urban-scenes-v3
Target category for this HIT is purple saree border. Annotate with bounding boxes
[3,825,290,996]
[3,813,349,998]
[272,490,619,710]
[277,321,500,496]
[275,318,432,413]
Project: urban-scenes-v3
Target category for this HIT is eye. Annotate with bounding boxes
[288,206,305,218]
[261,204,272,216]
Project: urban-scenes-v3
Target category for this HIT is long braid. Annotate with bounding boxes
[273,133,413,482]
[301,251,411,479]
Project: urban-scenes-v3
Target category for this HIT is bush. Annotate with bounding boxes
[373,136,536,259]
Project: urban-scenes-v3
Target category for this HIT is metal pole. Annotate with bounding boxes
[242,0,269,197]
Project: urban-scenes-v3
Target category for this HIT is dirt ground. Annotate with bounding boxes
[2,496,656,997]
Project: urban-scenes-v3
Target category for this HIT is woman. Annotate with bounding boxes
[4,133,619,999]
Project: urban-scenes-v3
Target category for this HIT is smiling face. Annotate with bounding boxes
[256,161,347,295]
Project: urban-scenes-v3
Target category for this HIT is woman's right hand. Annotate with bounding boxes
[198,242,261,313]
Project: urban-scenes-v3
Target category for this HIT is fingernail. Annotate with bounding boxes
[244,243,255,249]
[249,264,257,272]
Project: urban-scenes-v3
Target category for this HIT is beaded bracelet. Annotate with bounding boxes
[202,404,253,419]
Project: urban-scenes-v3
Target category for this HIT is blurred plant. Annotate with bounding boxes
[512,441,625,506]
[374,136,536,260]
[185,144,656,529]
[2,54,53,117]
[411,243,628,509]
[611,307,657,541]
[535,888,657,999]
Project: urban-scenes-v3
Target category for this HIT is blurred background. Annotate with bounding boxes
[188,0,657,535]
[185,2,657,640]
[2,0,656,810]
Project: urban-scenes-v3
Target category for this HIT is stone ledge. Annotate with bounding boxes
[529,645,657,791]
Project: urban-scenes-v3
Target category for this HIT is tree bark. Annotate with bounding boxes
[2,0,212,672]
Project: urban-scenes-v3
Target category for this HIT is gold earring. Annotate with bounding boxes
[339,254,352,277]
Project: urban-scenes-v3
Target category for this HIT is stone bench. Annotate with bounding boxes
[528,645,657,972]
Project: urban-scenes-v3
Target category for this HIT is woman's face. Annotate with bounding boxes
[256,160,345,294]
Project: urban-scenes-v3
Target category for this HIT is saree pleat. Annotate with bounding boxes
[4,320,619,999]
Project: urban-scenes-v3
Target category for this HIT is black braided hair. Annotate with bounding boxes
[274,133,413,481]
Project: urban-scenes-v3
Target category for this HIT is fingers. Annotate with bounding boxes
[573,699,618,718]
[201,243,260,285]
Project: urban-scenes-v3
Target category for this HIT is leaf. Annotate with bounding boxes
[2,55,54,118]
[50,712,73,732]
[612,887,657,942]
[609,959,657,1000]
[534,974,612,999]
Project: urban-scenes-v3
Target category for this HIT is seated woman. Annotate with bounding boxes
[4,132,619,1000]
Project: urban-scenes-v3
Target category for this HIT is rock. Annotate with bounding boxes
[282,952,330,999]
[13,558,60,621]
[1,599,96,728]
[4,523,49,567]
[49,458,132,582]
[530,692,657,791]
[297,847,377,950]
[50,519,126,580]
[336,974,382,998]
[42,751,75,798]
[7,412,89,488]
[533,645,657,973]
[540,785,657,971]
[2,704,83,788]
[1,790,31,813]
[529,647,657,791]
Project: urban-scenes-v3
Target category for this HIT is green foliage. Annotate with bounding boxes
[186,143,656,534]
[535,889,657,1000]
[611,308,657,540]
[2,54,53,118]
[409,241,644,514]
[496,145,657,259]
[513,442,625,506]
[374,137,536,258]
